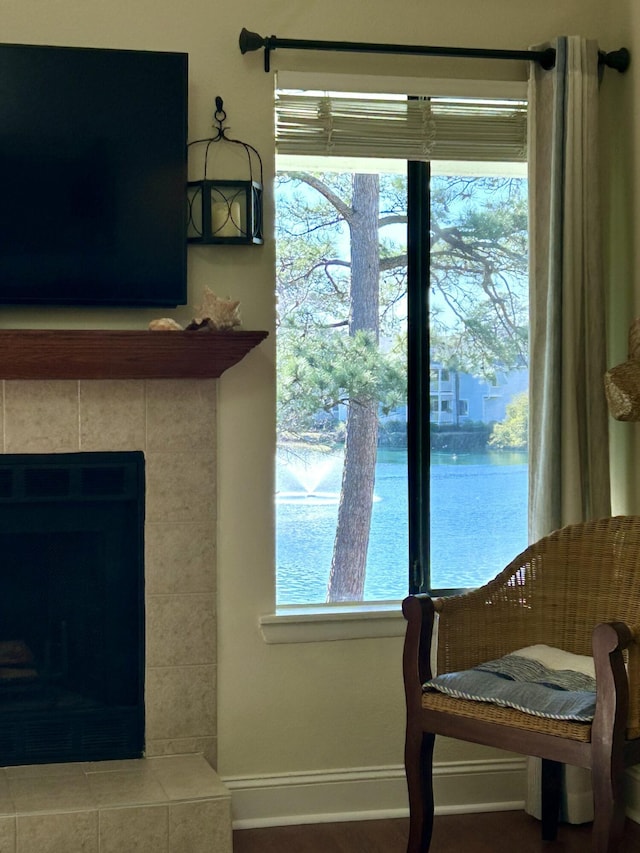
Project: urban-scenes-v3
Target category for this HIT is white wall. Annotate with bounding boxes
[0,0,635,824]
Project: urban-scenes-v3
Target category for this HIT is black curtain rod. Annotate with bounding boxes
[239,28,630,75]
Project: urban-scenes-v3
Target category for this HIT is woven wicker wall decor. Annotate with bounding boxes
[605,317,640,421]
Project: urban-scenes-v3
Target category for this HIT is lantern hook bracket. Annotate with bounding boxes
[188,96,263,185]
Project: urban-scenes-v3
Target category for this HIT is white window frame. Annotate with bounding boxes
[265,71,528,644]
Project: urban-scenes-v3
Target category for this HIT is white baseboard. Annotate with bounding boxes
[524,761,640,827]
[225,758,640,830]
[224,758,527,829]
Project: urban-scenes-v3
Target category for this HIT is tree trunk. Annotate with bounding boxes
[327,174,380,602]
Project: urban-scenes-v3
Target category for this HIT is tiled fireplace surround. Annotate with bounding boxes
[0,369,233,852]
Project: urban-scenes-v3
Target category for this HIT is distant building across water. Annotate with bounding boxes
[429,365,529,426]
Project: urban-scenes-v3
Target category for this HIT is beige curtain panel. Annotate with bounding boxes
[528,35,610,545]
[527,34,612,826]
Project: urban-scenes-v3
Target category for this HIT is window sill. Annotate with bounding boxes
[259,601,406,644]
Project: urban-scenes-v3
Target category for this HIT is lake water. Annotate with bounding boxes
[276,449,528,604]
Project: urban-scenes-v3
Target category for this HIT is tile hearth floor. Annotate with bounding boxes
[0,753,232,853]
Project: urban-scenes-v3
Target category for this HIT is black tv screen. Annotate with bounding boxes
[0,42,188,307]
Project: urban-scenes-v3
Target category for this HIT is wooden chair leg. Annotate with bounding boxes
[541,758,562,841]
[591,752,626,853]
[405,729,435,852]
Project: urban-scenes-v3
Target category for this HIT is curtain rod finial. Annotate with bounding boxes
[539,47,556,70]
[604,47,630,73]
[239,28,265,54]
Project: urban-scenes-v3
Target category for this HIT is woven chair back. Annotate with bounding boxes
[436,516,640,675]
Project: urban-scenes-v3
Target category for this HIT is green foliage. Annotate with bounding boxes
[276,171,407,340]
[428,175,529,379]
[489,391,529,450]
[277,326,406,436]
[275,168,529,439]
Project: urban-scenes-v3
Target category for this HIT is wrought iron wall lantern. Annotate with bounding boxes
[187,97,263,246]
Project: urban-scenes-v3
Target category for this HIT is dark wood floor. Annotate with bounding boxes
[233,812,640,852]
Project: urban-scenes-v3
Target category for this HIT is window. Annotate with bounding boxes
[275,158,408,605]
[275,86,529,607]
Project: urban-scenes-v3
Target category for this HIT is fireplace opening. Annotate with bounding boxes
[0,451,145,766]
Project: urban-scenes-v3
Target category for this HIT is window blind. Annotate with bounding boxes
[275,92,527,162]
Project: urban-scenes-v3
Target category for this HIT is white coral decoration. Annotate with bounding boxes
[195,287,242,330]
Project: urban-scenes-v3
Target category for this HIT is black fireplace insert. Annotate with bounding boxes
[0,451,145,765]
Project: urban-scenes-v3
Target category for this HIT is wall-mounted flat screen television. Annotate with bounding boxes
[0,42,188,307]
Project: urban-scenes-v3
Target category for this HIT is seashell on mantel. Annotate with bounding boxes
[191,287,242,331]
[148,288,242,334]
[149,318,184,331]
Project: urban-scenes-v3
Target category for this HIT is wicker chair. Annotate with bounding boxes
[402,516,640,853]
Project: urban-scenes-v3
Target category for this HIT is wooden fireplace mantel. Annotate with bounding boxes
[0,329,268,380]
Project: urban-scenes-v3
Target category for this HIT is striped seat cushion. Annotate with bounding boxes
[423,646,597,723]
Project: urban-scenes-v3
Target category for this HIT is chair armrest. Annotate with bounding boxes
[402,595,437,711]
[592,622,633,744]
